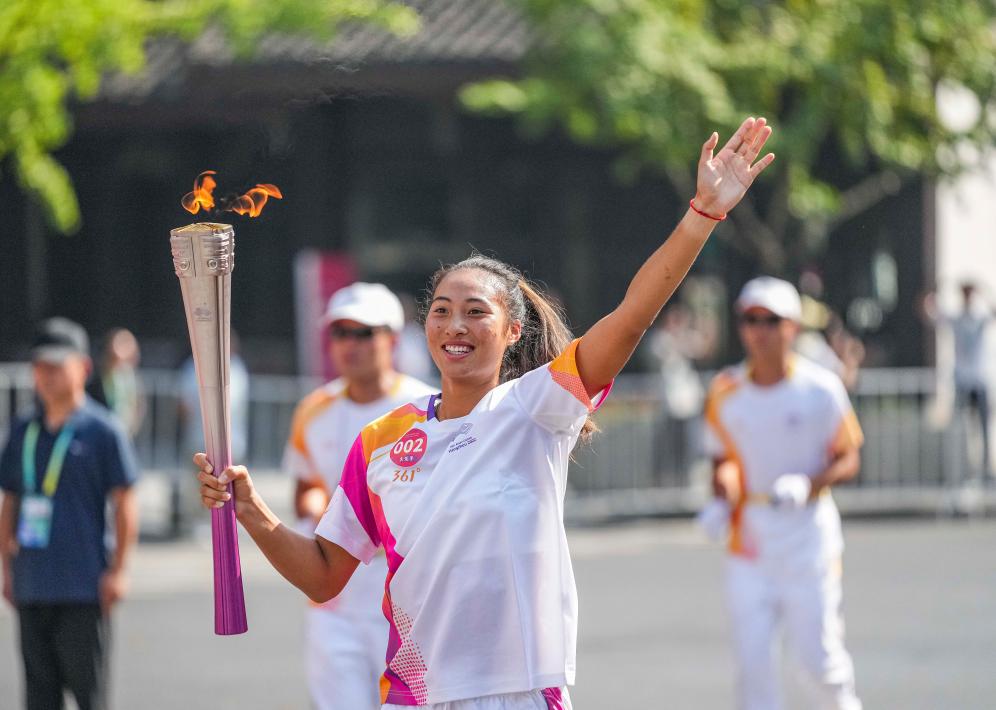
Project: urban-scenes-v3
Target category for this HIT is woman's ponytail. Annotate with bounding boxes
[500,279,570,382]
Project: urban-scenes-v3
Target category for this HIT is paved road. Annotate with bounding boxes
[1,504,993,708]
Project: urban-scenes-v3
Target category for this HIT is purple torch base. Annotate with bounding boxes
[212,496,248,635]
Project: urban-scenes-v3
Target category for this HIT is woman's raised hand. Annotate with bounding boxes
[193,452,254,514]
[693,117,775,219]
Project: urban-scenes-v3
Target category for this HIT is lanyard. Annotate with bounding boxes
[21,421,75,498]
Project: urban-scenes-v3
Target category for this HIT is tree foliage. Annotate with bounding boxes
[462,0,996,271]
[0,0,418,232]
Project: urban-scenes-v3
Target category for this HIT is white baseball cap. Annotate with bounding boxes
[322,282,405,332]
[735,276,802,322]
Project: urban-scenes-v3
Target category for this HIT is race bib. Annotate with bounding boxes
[17,495,53,549]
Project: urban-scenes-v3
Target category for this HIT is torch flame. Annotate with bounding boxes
[181,171,217,214]
[230,184,283,218]
[181,172,282,218]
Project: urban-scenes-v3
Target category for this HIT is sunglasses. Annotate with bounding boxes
[329,325,388,341]
[739,313,784,327]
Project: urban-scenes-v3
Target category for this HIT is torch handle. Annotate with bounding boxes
[209,485,247,634]
[199,385,248,636]
[195,372,249,636]
[211,501,245,634]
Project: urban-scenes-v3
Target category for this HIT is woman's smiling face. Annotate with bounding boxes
[425,268,521,387]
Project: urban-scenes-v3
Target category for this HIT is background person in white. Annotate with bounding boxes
[193,116,776,709]
[703,277,864,710]
[284,283,435,710]
[922,282,994,480]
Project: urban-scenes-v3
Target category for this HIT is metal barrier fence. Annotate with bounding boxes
[566,368,988,519]
[0,364,320,472]
[1,363,988,521]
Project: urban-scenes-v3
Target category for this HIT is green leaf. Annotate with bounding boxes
[0,0,421,233]
[461,0,996,269]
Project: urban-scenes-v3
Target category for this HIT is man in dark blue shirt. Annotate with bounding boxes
[0,318,139,710]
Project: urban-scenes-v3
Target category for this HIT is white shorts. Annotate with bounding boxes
[383,687,572,710]
[306,606,390,710]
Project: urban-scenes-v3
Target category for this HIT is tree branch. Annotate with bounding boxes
[766,162,792,244]
[828,170,905,231]
[664,165,695,199]
[729,193,787,273]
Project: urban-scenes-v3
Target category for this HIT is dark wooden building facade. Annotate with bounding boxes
[0,1,929,371]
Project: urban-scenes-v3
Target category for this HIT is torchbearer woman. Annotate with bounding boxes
[195,117,775,709]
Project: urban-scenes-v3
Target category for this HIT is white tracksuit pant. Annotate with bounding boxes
[725,553,861,710]
[306,606,389,710]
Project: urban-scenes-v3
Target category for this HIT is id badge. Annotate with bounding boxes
[17,495,53,549]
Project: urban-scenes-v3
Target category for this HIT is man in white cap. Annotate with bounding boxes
[700,276,864,710]
[283,283,435,710]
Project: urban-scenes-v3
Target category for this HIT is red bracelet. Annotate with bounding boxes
[689,198,726,221]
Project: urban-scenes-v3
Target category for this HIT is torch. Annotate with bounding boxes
[170,172,281,635]
[171,222,247,635]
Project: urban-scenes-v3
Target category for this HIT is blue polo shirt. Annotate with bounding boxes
[0,398,138,604]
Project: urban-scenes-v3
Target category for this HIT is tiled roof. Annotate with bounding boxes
[257,0,531,65]
[101,0,531,101]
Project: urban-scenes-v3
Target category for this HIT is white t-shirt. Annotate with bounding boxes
[941,310,993,389]
[703,356,864,562]
[283,374,435,618]
[316,339,610,706]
